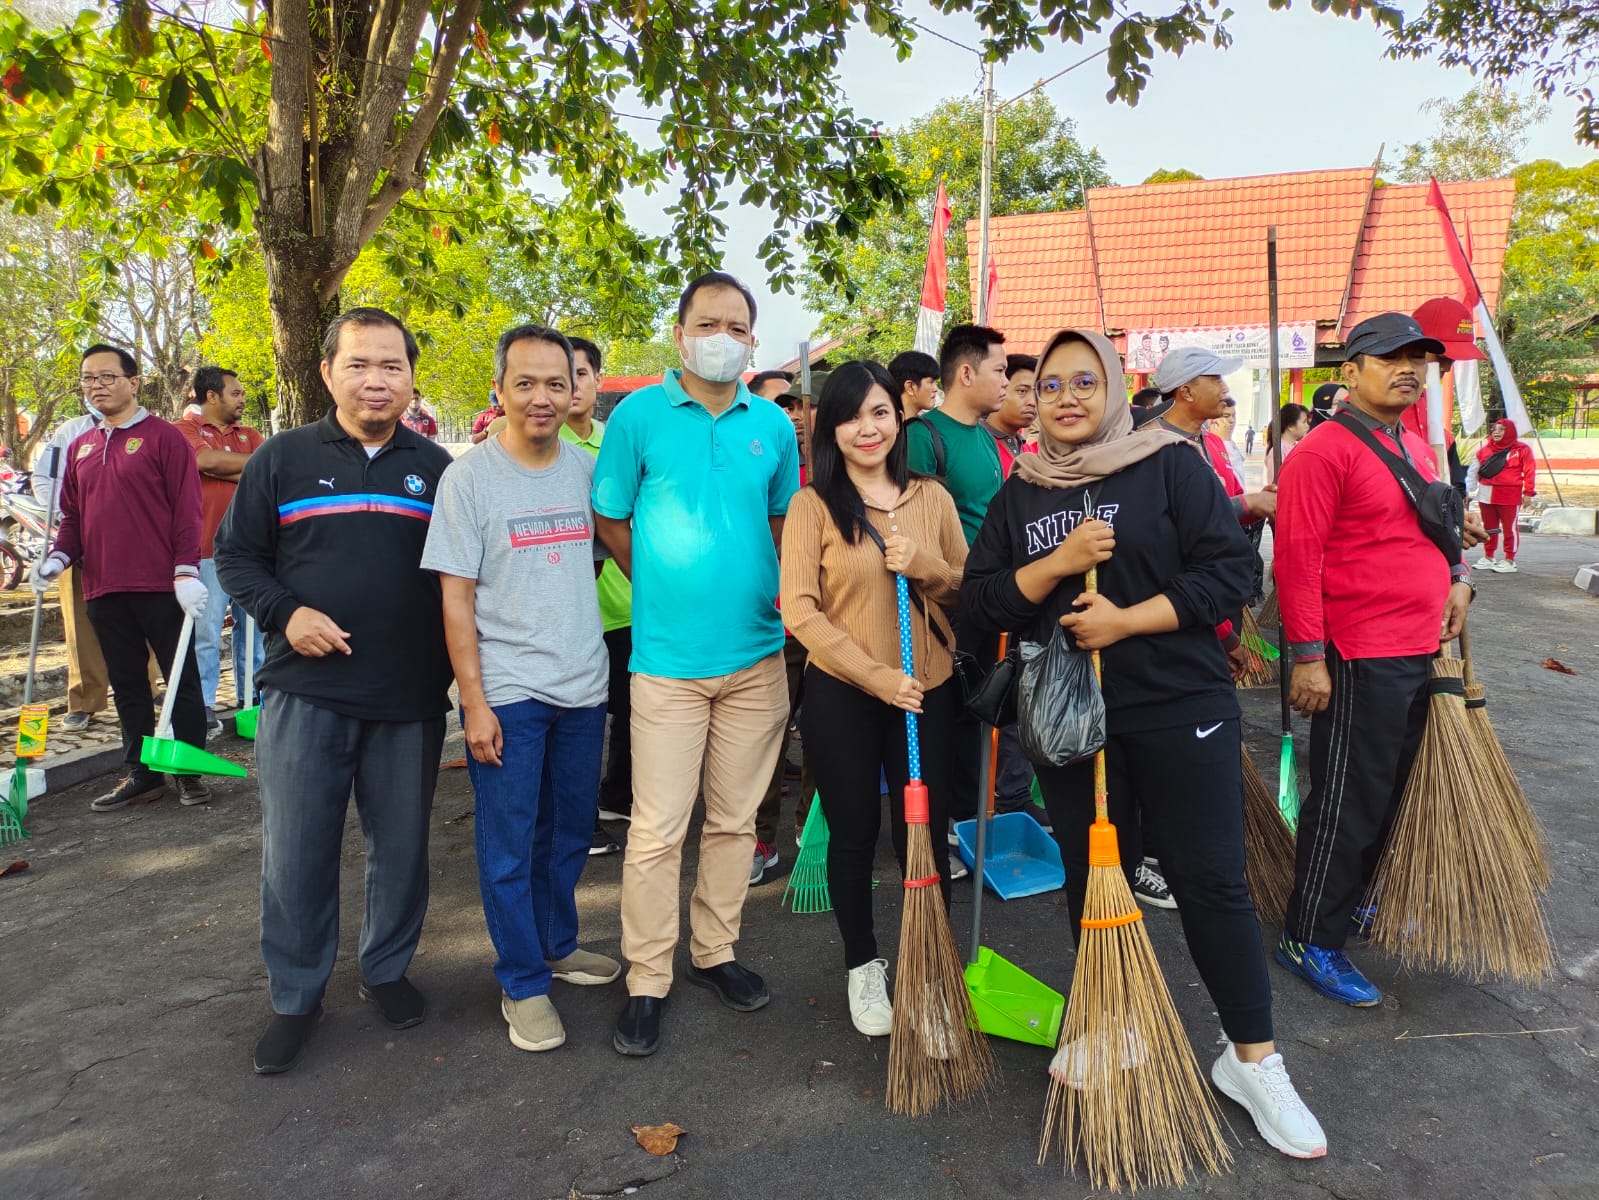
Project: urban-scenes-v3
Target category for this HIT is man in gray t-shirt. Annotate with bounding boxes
[421,324,621,1055]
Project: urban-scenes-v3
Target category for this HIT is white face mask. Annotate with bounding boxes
[681,332,752,384]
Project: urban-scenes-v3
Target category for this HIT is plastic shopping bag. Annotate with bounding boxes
[1018,626,1106,767]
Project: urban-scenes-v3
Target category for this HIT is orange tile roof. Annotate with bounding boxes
[1341,178,1517,338]
[967,168,1516,362]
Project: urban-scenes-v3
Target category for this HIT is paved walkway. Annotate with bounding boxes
[1,537,1595,1199]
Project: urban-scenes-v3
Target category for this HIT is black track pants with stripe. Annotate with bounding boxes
[1285,645,1431,949]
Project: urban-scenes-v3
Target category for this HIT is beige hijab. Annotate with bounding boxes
[1012,328,1187,490]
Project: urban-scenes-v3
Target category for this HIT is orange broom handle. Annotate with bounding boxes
[1085,566,1117,868]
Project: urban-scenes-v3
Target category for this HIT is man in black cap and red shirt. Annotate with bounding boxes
[1273,312,1476,1007]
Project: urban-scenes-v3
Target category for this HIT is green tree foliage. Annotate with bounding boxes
[0,1,1384,426]
[0,208,82,462]
[1393,86,1548,182]
[1385,0,1599,146]
[605,331,682,378]
[800,94,1112,361]
[1142,167,1204,184]
[1496,159,1599,423]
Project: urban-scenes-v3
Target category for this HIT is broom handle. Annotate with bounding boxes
[155,614,196,741]
[893,573,925,814]
[1267,226,1293,742]
[22,448,60,707]
[241,610,255,706]
[1457,621,1476,687]
[1086,566,1108,823]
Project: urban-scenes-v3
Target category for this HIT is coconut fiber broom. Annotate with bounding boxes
[1039,567,1230,1192]
[1459,624,1551,892]
[886,573,997,1116]
[1364,653,1554,983]
[1241,746,1295,929]
[1234,606,1280,691]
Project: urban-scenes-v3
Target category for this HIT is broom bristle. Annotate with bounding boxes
[1463,681,1552,892]
[885,824,998,1116]
[1039,846,1230,1192]
[1366,657,1555,983]
[1234,608,1279,690]
[1241,747,1295,928]
[1255,586,1279,635]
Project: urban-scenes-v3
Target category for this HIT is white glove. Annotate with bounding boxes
[173,576,209,620]
[30,553,67,593]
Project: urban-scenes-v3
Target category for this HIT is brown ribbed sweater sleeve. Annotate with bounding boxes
[780,483,963,705]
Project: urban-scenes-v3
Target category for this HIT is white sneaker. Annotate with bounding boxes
[846,958,893,1037]
[1494,559,1517,573]
[1211,1044,1327,1159]
[948,859,969,881]
[1472,555,1497,571]
[1049,1027,1147,1088]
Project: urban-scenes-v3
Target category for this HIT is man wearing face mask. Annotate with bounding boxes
[592,271,800,1057]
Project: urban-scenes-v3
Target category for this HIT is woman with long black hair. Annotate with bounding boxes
[779,360,967,1037]
[961,328,1326,1160]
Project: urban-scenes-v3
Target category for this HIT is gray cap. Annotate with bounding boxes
[1150,346,1244,394]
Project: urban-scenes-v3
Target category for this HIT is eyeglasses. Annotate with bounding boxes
[1037,373,1102,402]
[80,373,132,388]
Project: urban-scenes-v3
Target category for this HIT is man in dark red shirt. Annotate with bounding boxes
[179,366,266,730]
[469,391,503,444]
[34,344,210,810]
[401,389,439,440]
[1274,313,1475,1007]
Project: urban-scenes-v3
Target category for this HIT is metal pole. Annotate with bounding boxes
[976,59,995,326]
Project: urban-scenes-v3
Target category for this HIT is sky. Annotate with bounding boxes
[617,1,1596,367]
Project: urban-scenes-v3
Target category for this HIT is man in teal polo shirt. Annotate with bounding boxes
[592,272,799,1057]
[560,335,634,855]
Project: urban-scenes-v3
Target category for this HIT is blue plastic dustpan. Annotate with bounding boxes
[954,810,1064,900]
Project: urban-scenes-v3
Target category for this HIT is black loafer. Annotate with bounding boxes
[358,977,426,1029]
[613,995,664,1057]
[687,961,770,1012]
[253,1007,322,1075]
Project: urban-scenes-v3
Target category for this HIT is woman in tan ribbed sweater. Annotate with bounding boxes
[779,360,967,1038]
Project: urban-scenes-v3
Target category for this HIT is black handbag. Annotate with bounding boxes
[1477,448,1510,480]
[857,513,1016,723]
[1333,414,1464,564]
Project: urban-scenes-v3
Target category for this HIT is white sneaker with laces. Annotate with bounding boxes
[846,958,893,1037]
[1049,1027,1147,1088]
[1211,1044,1327,1159]
[1472,555,1496,571]
[1495,559,1518,573]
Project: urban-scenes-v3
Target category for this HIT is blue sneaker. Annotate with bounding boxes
[1275,936,1381,1006]
[1348,905,1378,940]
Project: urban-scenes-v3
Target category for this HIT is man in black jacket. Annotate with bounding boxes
[216,308,454,1075]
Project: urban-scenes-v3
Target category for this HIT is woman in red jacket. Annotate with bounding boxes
[1473,418,1537,574]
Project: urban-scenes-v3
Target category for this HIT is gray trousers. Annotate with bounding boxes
[256,689,445,1015]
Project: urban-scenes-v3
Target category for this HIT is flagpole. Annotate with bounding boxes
[976,59,995,326]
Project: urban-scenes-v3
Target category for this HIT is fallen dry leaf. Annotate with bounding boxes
[631,1122,685,1156]
[441,758,468,770]
[0,860,28,878]
[1542,658,1577,676]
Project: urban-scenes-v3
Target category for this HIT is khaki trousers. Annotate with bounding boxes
[621,651,788,997]
[62,566,109,714]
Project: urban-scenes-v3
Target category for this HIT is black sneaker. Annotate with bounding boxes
[61,710,93,733]
[597,801,632,823]
[686,961,770,1012]
[253,1008,322,1075]
[358,976,426,1029]
[613,995,664,1057]
[590,826,621,856]
[90,773,167,812]
[1132,862,1177,909]
[175,775,212,806]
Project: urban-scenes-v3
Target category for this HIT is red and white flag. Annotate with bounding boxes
[913,181,952,356]
[983,254,999,326]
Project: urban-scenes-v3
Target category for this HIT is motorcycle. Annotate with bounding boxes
[0,473,54,592]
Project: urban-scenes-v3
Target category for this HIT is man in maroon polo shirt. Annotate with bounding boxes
[34,344,211,810]
[1273,313,1476,1006]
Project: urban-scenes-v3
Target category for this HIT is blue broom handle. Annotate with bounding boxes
[895,572,921,780]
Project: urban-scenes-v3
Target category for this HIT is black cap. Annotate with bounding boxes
[1343,313,1444,361]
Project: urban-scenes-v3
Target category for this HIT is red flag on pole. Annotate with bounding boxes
[1426,179,1482,311]
[914,181,952,356]
[984,254,1000,325]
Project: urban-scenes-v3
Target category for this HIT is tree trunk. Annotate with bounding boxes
[263,234,338,429]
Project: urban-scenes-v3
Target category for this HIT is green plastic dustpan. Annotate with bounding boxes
[233,612,258,740]
[1278,735,1300,833]
[139,613,249,779]
[965,947,1063,1047]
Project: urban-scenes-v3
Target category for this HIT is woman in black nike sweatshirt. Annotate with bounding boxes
[961,328,1326,1160]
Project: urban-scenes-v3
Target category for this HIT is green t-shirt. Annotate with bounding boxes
[560,420,633,632]
[906,408,1004,545]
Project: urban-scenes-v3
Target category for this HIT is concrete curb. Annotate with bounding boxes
[1574,563,1599,596]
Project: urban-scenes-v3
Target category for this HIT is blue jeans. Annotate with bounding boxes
[464,697,606,1000]
[196,558,265,708]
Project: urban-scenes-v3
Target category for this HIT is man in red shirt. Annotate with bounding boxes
[401,389,440,441]
[179,366,267,730]
[34,344,210,810]
[470,391,503,444]
[1274,313,1475,1007]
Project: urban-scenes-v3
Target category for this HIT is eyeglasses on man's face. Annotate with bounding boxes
[80,373,132,389]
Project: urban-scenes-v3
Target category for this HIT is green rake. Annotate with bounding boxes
[784,798,831,913]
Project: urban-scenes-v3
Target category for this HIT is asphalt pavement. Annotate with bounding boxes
[2,534,1595,1200]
